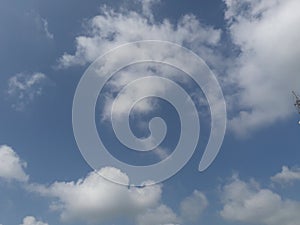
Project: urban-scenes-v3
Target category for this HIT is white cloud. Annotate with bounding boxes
[20,216,48,225]
[7,72,47,111]
[136,204,179,225]
[224,0,300,134]
[29,167,208,225]
[179,190,208,222]
[31,167,162,223]
[26,11,54,40]
[102,65,169,121]
[271,166,300,185]
[41,18,54,40]
[0,144,207,225]
[58,3,221,68]
[136,189,208,225]
[140,0,160,22]
[58,0,300,137]
[220,176,300,225]
[0,145,29,182]
[59,2,224,159]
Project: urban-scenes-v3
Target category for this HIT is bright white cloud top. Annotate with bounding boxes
[58,1,221,68]
[0,145,29,182]
[225,0,300,134]
[29,167,207,225]
[220,176,300,225]
[34,167,162,223]
[271,166,300,185]
[20,216,49,225]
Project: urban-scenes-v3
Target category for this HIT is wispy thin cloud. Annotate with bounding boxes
[7,72,47,111]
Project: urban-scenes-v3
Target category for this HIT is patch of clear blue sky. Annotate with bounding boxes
[0,1,299,225]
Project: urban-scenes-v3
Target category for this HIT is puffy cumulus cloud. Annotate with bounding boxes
[220,176,300,225]
[58,0,300,137]
[271,166,300,185]
[30,167,163,223]
[0,145,29,182]
[20,216,48,225]
[224,0,300,134]
[179,190,208,222]
[136,204,179,225]
[58,1,221,68]
[0,145,207,225]
[135,190,210,225]
[56,1,230,169]
[30,167,208,225]
[7,72,47,111]
[59,1,224,159]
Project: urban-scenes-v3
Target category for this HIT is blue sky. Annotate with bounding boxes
[0,0,300,225]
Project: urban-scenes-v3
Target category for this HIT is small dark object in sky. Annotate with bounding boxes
[292,91,300,114]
